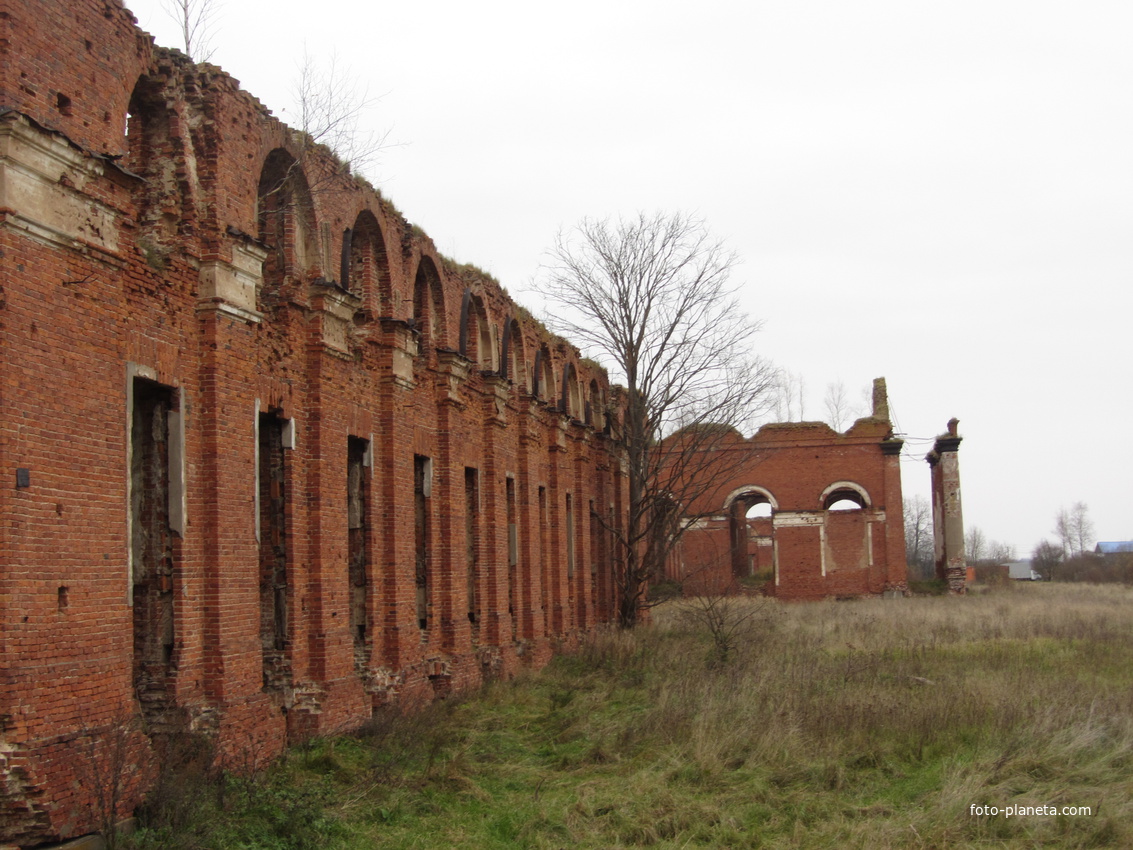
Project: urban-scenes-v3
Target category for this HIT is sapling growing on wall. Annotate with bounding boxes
[161,0,221,62]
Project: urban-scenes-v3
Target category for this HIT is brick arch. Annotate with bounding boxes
[722,485,779,512]
[459,288,494,370]
[532,345,555,401]
[723,486,779,586]
[820,481,871,510]
[560,362,582,418]
[257,148,319,289]
[125,75,188,242]
[411,255,447,351]
[500,317,527,390]
[344,209,390,311]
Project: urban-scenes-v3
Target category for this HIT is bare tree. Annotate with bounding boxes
[77,714,146,850]
[1068,501,1095,556]
[253,52,391,288]
[537,212,775,628]
[1054,508,1071,558]
[1032,539,1063,580]
[987,540,1017,563]
[1054,502,1095,557]
[162,0,221,62]
[288,49,388,187]
[771,368,807,422]
[965,526,987,564]
[903,495,933,579]
[678,594,768,667]
[823,380,854,431]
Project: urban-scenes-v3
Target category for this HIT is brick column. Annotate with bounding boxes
[880,436,907,593]
[480,374,511,646]
[374,319,419,674]
[927,419,965,594]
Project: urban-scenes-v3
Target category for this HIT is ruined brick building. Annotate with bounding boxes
[669,379,909,599]
[0,2,941,846]
[0,2,629,844]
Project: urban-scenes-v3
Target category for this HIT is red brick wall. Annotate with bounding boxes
[673,420,908,601]
[0,4,626,844]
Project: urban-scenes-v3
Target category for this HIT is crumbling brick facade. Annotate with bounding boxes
[672,380,908,600]
[0,3,625,845]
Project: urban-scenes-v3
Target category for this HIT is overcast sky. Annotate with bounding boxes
[124,0,1133,557]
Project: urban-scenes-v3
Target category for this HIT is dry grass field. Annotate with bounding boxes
[127,583,1133,849]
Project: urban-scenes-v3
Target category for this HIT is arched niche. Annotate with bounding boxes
[561,362,582,419]
[459,289,494,370]
[500,318,527,391]
[125,75,184,243]
[412,256,447,352]
[344,209,390,312]
[256,148,318,289]
[532,346,555,401]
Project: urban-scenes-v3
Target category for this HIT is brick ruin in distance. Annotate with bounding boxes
[0,2,959,845]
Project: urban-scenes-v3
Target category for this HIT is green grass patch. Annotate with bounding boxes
[126,584,1133,849]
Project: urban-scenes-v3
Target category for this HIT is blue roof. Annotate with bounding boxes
[1095,541,1133,554]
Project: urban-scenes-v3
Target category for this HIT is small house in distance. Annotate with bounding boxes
[1095,542,1133,557]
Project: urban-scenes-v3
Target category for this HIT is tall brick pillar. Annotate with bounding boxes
[927,419,965,594]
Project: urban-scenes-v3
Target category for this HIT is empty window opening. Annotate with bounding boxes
[566,494,575,581]
[745,502,772,519]
[609,502,622,622]
[538,486,549,634]
[465,468,480,634]
[259,413,290,692]
[348,437,371,673]
[131,378,177,723]
[506,477,518,641]
[823,486,868,512]
[730,492,774,581]
[588,499,600,626]
[415,455,432,631]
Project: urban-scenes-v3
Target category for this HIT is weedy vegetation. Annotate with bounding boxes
[124,583,1133,848]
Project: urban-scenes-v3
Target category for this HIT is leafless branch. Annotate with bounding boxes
[537,212,775,627]
[77,714,143,850]
[161,0,222,63]
[287,48,390,188]
[771,368,807,422]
